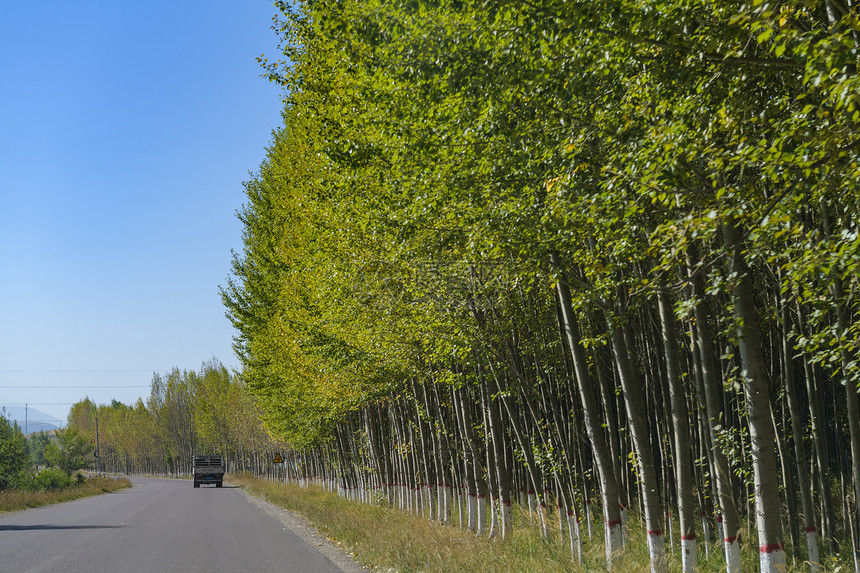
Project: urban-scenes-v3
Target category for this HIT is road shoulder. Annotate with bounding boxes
[238,487,366,573]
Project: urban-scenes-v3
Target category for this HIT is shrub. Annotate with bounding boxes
[9,471,37,491]
[33,467,72,490]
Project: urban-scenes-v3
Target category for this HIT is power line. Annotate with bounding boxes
[0,369,157,373]
[1,403,79,406]
[0,385,150,389]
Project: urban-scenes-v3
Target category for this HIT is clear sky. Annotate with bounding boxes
[0,2,285,424]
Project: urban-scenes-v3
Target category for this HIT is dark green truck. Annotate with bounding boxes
[192,455,224,488]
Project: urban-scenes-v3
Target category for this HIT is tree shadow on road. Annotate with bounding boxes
[0,524,122,531]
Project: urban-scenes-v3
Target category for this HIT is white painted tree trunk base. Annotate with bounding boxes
[499,500,512,540]
[647,531,668,573]
[567,512,582,564]
[605,521,622,569]
[759,545,786,573]
[585,500,594,539]
[537,502,549,539]
[806,528,820,573]
[467,494,477,532]
[476,494,487,536]
[724,538,741,573]
[527,491,536,520]
[488,497,500,539]
[668,512,674,554]
[681,536,697,572]
[620,504,629,547]
[442,485,453,522]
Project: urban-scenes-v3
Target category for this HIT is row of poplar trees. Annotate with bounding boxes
[67,360,283,477]
[221,1,860,572]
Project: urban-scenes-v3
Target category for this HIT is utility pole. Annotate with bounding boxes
[95,417,101,475]
[25,403,27,435]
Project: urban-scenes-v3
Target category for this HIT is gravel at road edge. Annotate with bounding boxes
[238,487,367,573]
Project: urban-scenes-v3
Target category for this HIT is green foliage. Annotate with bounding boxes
[28,431,51,466]
[11,467,72,492]
[0,410,29,490]
[45,427,94,477]
[227,0,860,438]
[32,467,72,491]
[220,1,860,564]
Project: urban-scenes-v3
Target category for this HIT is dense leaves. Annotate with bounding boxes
[44,428,94,477]
[0,411,28,491]
[223,1,860,571]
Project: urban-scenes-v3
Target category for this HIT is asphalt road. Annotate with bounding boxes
[0,477,365,573]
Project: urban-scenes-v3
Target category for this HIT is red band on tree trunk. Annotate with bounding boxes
[760,543,785,553]
[805,526,817,533]
[648,530,663,536]
[724,537,738,544]
[606,519,622,527]
[681,534,697,540]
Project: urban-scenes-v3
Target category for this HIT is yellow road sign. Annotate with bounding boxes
[273,453,284,464]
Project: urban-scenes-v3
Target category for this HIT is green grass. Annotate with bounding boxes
[229,473,853,572]
[0,476,132,513]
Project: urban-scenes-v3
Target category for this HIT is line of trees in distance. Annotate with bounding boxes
[65,360,287,477]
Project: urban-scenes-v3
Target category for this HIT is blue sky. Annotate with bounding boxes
[0,2,285,424]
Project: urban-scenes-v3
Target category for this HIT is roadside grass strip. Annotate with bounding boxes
[230,473,849,573]
[0,476,131,513]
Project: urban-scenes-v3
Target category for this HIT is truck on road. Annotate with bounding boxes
[192,455,224,488]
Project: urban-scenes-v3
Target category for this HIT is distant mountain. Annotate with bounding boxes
[1,405,63,434]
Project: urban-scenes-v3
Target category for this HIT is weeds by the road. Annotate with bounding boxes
[230,473,848,573]
[0,476,131,513]
[231,472,552,573]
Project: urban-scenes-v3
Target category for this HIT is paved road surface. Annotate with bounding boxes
[0,477,364,573]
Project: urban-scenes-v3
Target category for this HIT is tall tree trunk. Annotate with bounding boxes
[485,376,513,539]
[431,382,455,522]
[796,307,838,552]
[820,200,860,571]
[412,379,437,521]
[722,220,786,572]
[452,383,480,532]
[553,256,623,568]
[491,366,551,537]
[688,245,742,573]
[610,320,668,573]
[782,304,821,572]
[690,328,715,561]
[594,343,628,535]
[658,290,698,572]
